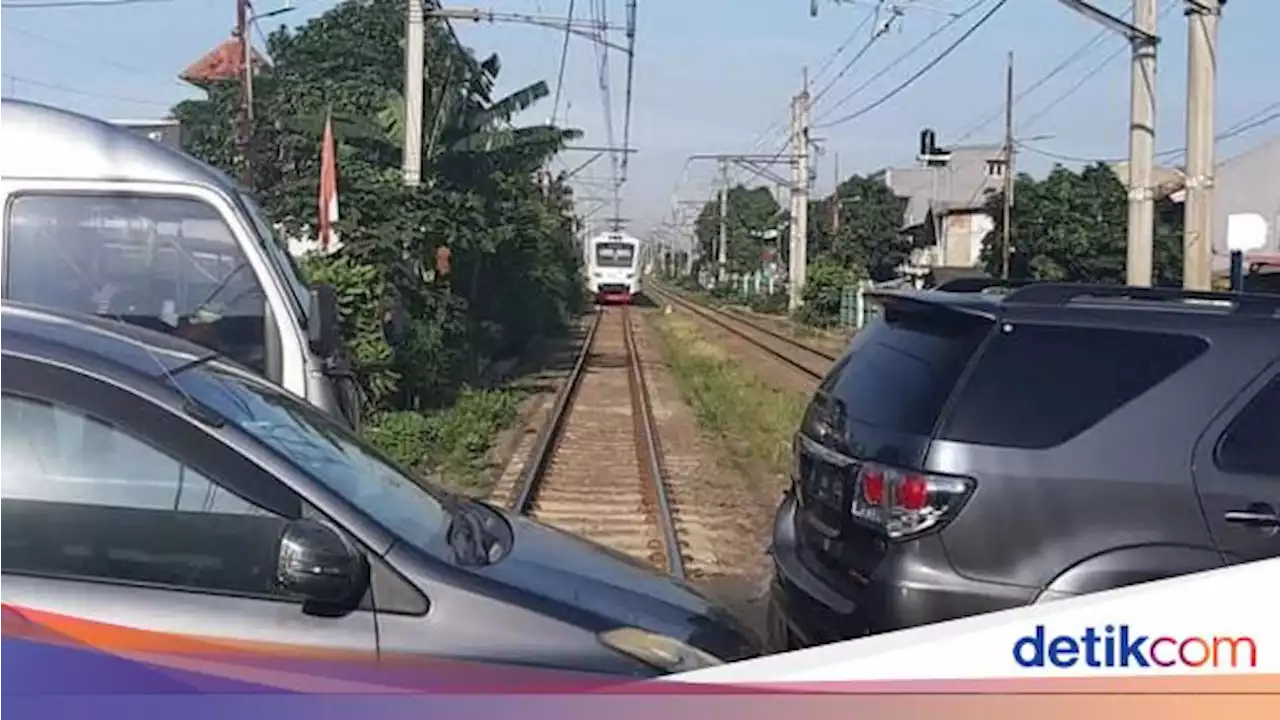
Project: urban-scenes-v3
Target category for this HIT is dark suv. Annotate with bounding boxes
[768,281,1280,650]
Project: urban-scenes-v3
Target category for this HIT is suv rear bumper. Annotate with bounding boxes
[767,491,1033,650]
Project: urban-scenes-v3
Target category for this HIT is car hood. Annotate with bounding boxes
[477,510,759,662]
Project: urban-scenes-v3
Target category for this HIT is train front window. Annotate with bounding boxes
[595,242,634,268]
[4,193,276,376]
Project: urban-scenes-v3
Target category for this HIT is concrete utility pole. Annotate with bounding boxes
[1127,0,1159,287]
[718,159,729,283]
[403,0,426,186]
[1056,1,1161,286]
[1183,0,1221,290]
[1001,51,1015,280]
[831,152,841,235]
[236,0,253,189]
[788,72,811,312]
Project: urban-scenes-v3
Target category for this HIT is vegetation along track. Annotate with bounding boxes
[648,284,839,382]
[489,306,687,579]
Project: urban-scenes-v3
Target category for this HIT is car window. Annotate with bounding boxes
[0,392,297,597]
[5,193,275,375]
[824,308,991,436]
[1216,374,1280,477]
[938,325,1208,449]
[172,364,453,553]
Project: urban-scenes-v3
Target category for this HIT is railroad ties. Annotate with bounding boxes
[490,306,685,579]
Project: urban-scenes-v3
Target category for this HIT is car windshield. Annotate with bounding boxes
[172,363,454,550]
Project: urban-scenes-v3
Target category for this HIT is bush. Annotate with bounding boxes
[796,259,864,327]
[299,253,399,408]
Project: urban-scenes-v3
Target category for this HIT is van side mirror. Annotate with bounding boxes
[308,283,340,357]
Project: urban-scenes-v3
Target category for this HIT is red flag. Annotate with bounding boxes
[317,111,339,251]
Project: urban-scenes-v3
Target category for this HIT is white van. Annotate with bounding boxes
[0,99,378,430]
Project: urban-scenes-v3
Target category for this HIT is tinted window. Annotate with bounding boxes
[824,308,991,436]
[939,325,1208,449]
[595,242,635,268]
[6,194,272,374]
[0,392,295,597]
[1217,375,1280,477]
[173,365,453,552]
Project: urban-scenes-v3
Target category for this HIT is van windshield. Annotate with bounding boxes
[237,192,310,324]
[5,193,274,375]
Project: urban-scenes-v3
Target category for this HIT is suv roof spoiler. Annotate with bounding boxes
[1003,282,1280,316]
[933,277,1039,294]
[869,281,1280,318]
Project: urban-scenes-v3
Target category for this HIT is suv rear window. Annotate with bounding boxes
[938,324,1208,449]
[823,306,991,436]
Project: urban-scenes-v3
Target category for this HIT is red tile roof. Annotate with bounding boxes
[180,36,269,85]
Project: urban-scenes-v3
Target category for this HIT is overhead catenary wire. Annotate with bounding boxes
[951,1,1136,144]
[549,0,577,124]
[742,7,875,160]
[620,0,638,181]
[810,16,895,107]
[1016,105,1280,165]
[3,0,173,7]
[1018,0,1179,134]
[813,0,993,127]
[1,72,174,108]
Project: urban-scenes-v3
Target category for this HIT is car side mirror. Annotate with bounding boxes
[308,283,340,358]
[275,518,369,611]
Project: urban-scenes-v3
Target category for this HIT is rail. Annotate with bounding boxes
[507,306,685,579]
[648,283,840,381]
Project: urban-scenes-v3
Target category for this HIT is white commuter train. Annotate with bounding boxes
[584,232,643,304]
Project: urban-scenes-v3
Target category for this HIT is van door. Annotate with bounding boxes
[0,180,305,390]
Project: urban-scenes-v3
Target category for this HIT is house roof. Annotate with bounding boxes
[181,36,269,85]
[880,144,1004,228]
[1107,160,1186,199]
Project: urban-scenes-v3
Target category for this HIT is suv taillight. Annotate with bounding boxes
[850,461,974,539]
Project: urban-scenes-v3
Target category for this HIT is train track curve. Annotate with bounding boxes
[489,306,685,579]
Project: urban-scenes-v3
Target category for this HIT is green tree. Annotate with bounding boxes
[693,185,783,275]
[807,175,912,282]
[172,0,584,412]
[979,163,1183,285]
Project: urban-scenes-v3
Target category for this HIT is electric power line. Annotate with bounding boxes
[810,9,877,93]
[549,0,576,124]
[814,0,1003,127]
[810,15,894,107]
[1018,0,1179,134]
[1017,106,1280,165]
[951,1,1136,143]
[3,0,173,8]
[2,72,173,108]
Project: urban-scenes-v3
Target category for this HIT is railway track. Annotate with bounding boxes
[488,305,686,579]
[648,284,841,382]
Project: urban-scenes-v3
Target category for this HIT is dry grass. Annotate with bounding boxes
[651,312,809,482]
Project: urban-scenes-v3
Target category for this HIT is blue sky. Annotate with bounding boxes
[2,0,1276,238]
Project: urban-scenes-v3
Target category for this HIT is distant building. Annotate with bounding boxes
[1110,134,1280,277]
[875,141,1007,283]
